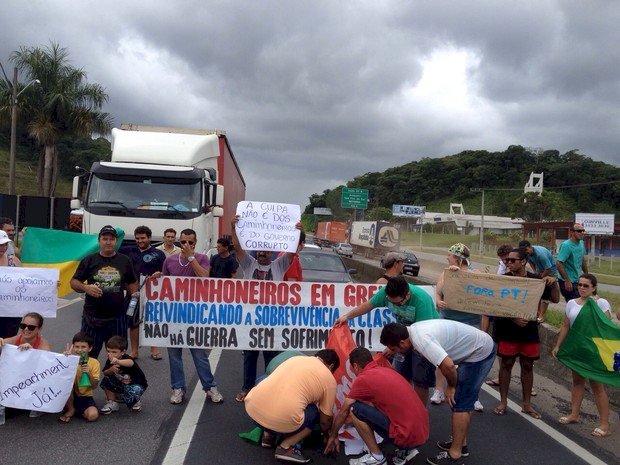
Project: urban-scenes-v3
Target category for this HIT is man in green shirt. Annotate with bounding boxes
[557,223,588,302]
[334,276,438,404]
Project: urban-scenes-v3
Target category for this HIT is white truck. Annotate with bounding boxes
[70,124,246,251]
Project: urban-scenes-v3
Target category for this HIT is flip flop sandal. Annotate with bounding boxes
[235,392,247,402]
[485,379,500,386]
[151,352,162,360]
[559,416,579,425]
[493,406,506,416]
[591,427,611,437]
[58,415,72,423]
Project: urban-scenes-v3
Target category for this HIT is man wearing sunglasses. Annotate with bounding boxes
[493,248,559,419]
[161,228,223,405]
[556,223,588,302]
[334,276,438,405]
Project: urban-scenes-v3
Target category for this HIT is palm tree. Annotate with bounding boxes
[9,42,113,196]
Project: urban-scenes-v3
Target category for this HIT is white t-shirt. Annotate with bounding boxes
[407,319,494,366]
[497,260,506,276]
[238,253,291,281]
[565,298,611,327]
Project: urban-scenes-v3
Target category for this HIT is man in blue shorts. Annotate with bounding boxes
[381,321,495,465]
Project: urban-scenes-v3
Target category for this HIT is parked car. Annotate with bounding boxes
[299,248,357,282]
[332,242,353,258]
[380,250,420,276]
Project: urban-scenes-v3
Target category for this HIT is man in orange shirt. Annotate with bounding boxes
[244,349,339,464]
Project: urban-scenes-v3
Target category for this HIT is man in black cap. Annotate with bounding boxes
[70,225,138,357]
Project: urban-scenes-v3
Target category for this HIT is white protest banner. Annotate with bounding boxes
[140,276,435,351]
[235,201,301,253]
[0,345,78,413]
[443,270,546,320]
[0,267,59,317]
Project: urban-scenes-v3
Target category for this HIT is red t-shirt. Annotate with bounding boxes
[283,253,303,281]
[347,361,429,447]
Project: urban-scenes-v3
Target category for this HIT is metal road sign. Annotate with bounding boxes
[341,188,368,209]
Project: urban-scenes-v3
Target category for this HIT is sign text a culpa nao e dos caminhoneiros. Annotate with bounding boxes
[140,277,434,351]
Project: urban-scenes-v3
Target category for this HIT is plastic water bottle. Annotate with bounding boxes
[126,292,140,316]
[0,404,6,426]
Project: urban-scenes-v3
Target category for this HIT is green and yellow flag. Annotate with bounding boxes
[557,298,620,387]
[21,227,125,297]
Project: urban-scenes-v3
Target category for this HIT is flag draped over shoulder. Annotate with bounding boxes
[557,298,620,387]
[21,227,125,297]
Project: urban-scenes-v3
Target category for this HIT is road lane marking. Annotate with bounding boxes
[57,296,83,309]
[481,384,609,465]
[162,348,223,465]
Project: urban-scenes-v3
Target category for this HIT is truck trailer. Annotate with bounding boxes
[71,124,245,252]
[314,221,348,247]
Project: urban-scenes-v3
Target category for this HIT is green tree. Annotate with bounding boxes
[9,43,112,196]
[365,206,392,221]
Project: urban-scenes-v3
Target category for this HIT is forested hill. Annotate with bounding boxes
[304,146,620,222]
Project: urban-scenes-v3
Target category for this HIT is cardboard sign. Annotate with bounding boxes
[0,345,79,413]
[235,201,301,253]
[443,270,546,320]
[0,267,59,317]
[140,276,436,350]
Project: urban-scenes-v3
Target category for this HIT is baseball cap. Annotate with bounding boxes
[0,230,10,245]
[383,251,405,268]
[98,225,118,238]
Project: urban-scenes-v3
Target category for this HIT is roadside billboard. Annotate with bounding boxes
[392,205,426,218]
[575,213,615,236]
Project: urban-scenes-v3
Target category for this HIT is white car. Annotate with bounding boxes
[332,242,353,258]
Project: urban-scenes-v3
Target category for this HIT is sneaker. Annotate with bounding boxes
[349,453,386,465]
[393,448,419,465]
[100,400,120,415]
[29,410,44,418]
[131,400,142,412]
[427,451,466,465]
[206,386,224,403]
[474,400,484,412]
[436,440,469,457]
[274,446,310,463]
[430,389,445,405]
[170,388,184,404]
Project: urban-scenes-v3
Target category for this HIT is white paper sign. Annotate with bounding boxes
[0,345,79,413]
[235,201,301,252]
[0,267,59,317]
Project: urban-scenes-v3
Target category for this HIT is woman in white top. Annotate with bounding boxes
[552,273,612,437]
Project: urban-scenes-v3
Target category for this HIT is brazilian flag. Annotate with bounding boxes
[557,298,620,387]
[21,227,125,297]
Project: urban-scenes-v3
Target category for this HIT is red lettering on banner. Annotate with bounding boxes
[289,283,301,305]
[145,278,158,300]
[249,281,260,304]
[159,277,174,301]
[195,279,210,301]
[264,281,277,304]
[176,278,190,301]
[310,283,321,305]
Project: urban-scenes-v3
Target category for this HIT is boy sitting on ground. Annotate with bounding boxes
[100,336,148,413]
[59,332,100,423]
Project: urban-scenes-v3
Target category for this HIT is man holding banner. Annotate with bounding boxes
[231,212,302,403]
[493,248,559,418]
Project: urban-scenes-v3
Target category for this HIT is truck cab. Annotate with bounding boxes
[72,125,245,252]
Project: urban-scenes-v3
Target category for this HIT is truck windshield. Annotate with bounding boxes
[86,173,202,218]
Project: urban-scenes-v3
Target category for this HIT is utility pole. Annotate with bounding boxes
[470,188,485,255]
[9,67,17,195]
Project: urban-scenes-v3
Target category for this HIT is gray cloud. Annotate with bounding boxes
[1,0,618,210]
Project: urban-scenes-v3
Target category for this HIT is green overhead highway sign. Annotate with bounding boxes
[341,188,368,209]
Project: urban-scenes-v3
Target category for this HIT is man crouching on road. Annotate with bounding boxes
[324,347,429,465]
[380,321,495,465]
[244,349,339,464]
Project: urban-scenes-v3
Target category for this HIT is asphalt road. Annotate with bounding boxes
[1,280,618,465]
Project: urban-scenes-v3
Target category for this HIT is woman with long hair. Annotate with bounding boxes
[552,273,612,437]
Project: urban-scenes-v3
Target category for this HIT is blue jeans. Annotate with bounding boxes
[100,376,145,409]
[167,347,216,391]
[453,349,496,412]
[242,350,280,393]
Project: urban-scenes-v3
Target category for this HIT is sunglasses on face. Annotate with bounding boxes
[390,292,410,306]
[572,229,585,233]
[577,283,591,288]
[180,240,195,245]
[19,323,38,331]
[506,258,522,263]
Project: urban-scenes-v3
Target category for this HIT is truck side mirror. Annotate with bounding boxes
[211,206,224,217]
[71,176,84,209]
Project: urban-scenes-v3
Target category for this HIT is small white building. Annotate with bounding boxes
[422,212,523,235]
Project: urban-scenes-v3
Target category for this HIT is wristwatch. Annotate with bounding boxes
[187,255,195,262]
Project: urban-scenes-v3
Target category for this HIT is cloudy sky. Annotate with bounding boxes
[1,0,619,209]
